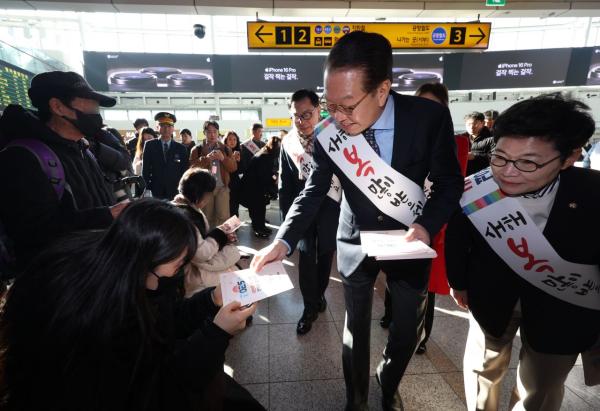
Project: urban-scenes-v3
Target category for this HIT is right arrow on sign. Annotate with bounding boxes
[469,27,486,45]
[255,25,273,43]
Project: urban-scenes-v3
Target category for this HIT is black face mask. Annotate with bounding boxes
[63,106,104,137]
[148,267,185,296]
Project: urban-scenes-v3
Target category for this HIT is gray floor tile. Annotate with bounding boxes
[269,379,346,411]
[561,386,596,411]
[425,340,460,373]
[269,322,344,381]
[226,324,269,384]
[249,298,270,325]
[498,367,517,411]
[431,315,469,371]
[242,383,269,410]
[433,294,468,317]
[268,287,333,324]
[399,373,466,411]
[440,371,467,405]
[565,365,600,408]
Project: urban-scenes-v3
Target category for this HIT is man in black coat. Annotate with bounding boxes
[446,95,600,411]
[142,112,189,199]
[279,89,341,335]
[252,32,463,411]
[465,111,495,176]
[0,71,127,275]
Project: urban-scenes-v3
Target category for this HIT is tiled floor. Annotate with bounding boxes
[226,203,599,410]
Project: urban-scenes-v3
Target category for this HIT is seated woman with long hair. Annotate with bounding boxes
[172,168,240,297]
[0,199,262,411]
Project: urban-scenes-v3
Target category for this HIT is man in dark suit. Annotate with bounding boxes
[465,111,494,176]
[239,123,265,175]
[142,112,189,199]
[279,89,341,335]
[252,32,463,411]
[446,95,600,411]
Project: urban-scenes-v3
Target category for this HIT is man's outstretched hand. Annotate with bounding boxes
[250,240,288,272]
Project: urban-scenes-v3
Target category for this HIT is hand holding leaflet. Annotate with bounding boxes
[360,230,437,260]
[220,261,294,306]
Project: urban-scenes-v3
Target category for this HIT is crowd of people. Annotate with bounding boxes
[0,30,598,411]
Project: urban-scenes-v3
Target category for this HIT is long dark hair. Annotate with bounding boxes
[0,199,197,402]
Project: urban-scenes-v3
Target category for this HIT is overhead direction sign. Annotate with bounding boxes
[247,22,491,50]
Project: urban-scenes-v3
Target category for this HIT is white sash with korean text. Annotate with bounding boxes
[315,117,425,227]
[243,139,260,155]
[282,129,342,203]
[461,167,600,310]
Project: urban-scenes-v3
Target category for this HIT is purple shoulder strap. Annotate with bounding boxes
[6,138,65,200]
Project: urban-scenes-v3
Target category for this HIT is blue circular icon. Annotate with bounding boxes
[334,26,341,34]
[432,27,446,45]
[324,25,332,34]
[315,25,323,34]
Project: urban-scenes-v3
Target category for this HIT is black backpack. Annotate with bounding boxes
[0,138,65,281]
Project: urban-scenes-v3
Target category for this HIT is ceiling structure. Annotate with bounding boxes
[2,0,600,18]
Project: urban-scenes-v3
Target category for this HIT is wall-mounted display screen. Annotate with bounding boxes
[459,48,571,89]
[220,55,326,93]
[84,52,214,92]
[0,60,33,109]
[586,48,600,86]
[391,54,445,92]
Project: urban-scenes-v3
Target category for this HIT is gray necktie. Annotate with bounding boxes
[363,128,380,156]
[163,142,168,161]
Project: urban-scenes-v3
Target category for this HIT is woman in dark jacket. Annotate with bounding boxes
[0,199,262,411]
[240,136,281,237]
[223,131,243,217]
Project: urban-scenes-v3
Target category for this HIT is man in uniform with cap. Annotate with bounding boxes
[0,71,127,275]
[141,112,188,199]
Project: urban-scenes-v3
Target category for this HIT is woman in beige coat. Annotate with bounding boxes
[172,167,240,297]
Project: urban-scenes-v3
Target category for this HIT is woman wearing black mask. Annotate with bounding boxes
[0,199,262,411]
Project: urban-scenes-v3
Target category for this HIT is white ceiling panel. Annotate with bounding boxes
[346,2,423,18]
[27,0,117,12]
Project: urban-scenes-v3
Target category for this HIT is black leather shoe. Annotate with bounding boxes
[416,342,427,355]
[296,311,318,335]
[254,229,269,238]
[379,315,391,329]
[263,226,273,234]
[318,296,327,313]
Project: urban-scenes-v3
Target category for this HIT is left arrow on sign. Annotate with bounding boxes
[469,27,486,45]
[255,25,273,43]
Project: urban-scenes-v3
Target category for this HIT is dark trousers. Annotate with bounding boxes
[247,197,267,230]
[298,249,334,314]
[384,289,436,345]
[229,186,240,217]
[342,258,428,411]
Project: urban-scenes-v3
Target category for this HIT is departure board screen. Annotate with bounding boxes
[0,60,33,109]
